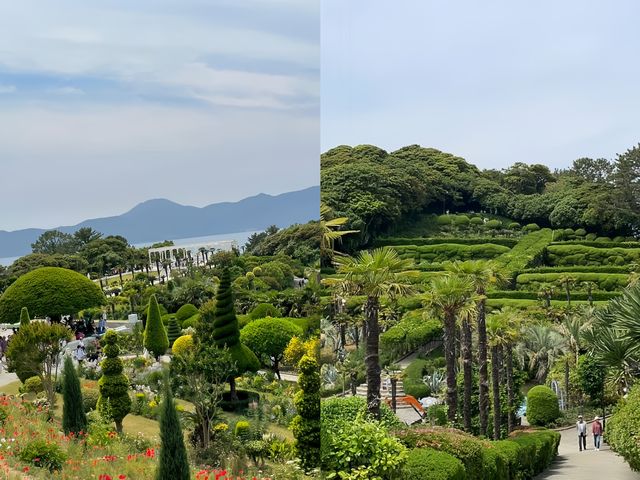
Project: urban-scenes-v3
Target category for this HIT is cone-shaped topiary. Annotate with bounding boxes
[19,307,30,326]
[97,330,131,433]
[144,295,169,359]
[155,376,190,480]
[290,354,320,471]
[166,318,181,348]
[200,268,259,401]
[62,355,87,436]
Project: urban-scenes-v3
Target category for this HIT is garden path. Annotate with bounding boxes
[536,420,640,479]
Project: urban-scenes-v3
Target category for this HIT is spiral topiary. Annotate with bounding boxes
[144,295,169,359]
[166,318,181,348]
[97,330,131,433]
[290,354,320,471]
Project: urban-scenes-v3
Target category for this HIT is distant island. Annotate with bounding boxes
[0,186,319,258]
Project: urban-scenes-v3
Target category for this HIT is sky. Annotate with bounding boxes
[321,1,640,170]
[0,0,319,231]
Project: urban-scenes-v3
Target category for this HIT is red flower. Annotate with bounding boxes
[145,447,155,458]
[118,475,127,479]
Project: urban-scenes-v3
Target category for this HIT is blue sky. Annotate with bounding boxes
[0,0,319,231]
[321,1,640,170]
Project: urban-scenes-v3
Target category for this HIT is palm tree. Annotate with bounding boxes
[486,311,508,439]
[537,283,554,308]
[557,274,576,307]
[425,274,478,424]
[445,260,504,435]
[580,281,597,307]
[326,248,414,418]
[320,202,358,267]
[517,324,565,382]
[556,310,593,408]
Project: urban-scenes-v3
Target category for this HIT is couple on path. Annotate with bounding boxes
[577,415,603,451]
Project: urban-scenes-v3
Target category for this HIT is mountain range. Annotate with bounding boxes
[0,186,319,258]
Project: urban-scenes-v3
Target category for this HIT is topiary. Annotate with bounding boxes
[175,304,198,325]
[166,318,181,348]
[526,385,560,427]
[20,376,44,394]
[437,215,454,226]
[470,217,484,226]
[144,295,169,359]
[0,267,105,323]
[575,228,587,237]
[403,448,466,480]
[485,220,502,230]
[82,388,99,412]
[62,355,87,436]
[508,222,521,230]
[180,314,200,329]
[240,318,302,377]
[171,335,194,357]
[523,223,540,232]
[234,420,251,440]
[97,330,131,433]
[291,355,321,471]
[19,307,30,326]
[249,303,282,320]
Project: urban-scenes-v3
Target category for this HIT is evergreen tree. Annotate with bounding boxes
[62,355,87,436]
[97,330,131,433]
[155,376,190,480]
[199,268,258,401]
[144,295,169,358]
[290,354,320,471]
[167,317,181,348]
[19,307,30,326]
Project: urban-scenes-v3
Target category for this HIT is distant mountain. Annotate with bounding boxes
[0,186,319,258]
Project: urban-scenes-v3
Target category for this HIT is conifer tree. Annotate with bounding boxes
[167,317,181,348]
[155,377,190,480]
[62,355,87,436]
[19,307,30,326]
[97,330,131,433]
[290,354,320,471]
[144,295,169,358]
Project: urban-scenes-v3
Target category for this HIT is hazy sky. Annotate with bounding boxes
[0,0,319,231]
[322,1,640,170]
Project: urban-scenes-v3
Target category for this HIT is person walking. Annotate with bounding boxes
[577,415,588,451]
[592,416,603,451]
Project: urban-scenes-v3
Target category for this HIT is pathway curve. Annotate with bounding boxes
[536,421,640,479]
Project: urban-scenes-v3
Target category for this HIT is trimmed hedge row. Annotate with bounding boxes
[551,240,640,248]
[516,272,629,292]
[394,244,510,263]
[546,244,640,267]
[518,265,631,274]
[395,427,560,480]
[380,312,443,358]
[487,290,621,301]
[403,448,465,480]
[486,298,608,310]
[402,359,431,399]
[375,237,518,248]
[496,229,553,277]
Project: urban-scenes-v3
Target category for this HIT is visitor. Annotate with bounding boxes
[593,416,603,451]
[75,344,86,365]
[99,311,107,334]
[577,415,588,451]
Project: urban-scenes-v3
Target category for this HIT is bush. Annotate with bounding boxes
[249,303,282,320]
[586,233,597,240]
[403,359,431,399]
[20,376,44,394]
[485,219,502,230]
[144,295,169,358]
[97,330,131,432]
[240,317,302,375]
[516,272,628,292]
[526,385,560,427]
[508,429,560,477]
[607,384,640,470]
[437,215,455,225]
[291,355,321,470]
[18,439,67,472]
[171,335,194,357]
[374,237,518,248]
[393,243,510,263]
[381,314,443,359]
[402,448,466,480]
[82,388,99,412]
[175,303,198,324]
[180,313,199,329]
[523,223,540,232]
[575,228,587,237]
[234,420,251,439]
[508,222,521,230]
[497,229,553,276]
[321,396,402,430]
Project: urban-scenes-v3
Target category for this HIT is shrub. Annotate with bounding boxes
[174,303,198,324]
[523,223,540,232]
[453,215,470,226]
[586,233,597,240]
[321,396,402,430]
[171,335,194,357]
[526,385,560,427]
[403,359,431,399]
[240,318,302,376]
[393,243,510,263]
[20,376,44,394]
[18,439,67,472]
[485,219,502,230]
[596,236,612,242]
[508,222,521,230]
[516,272,628,292]
[607,384,640,470]
[402,448,465,480]
[437,215,454,225]
[497,229,553,276]
[62,356,87,436]
[166,317,181,347]
[19,307,30,326]
[234,420,251,439]
[575,228,587,237]
[180,313,199,329]
[508,429,560,477]
[291,355,321,470]
[374,237,518,248]
[144,295,169,358]
[97,330,131,433]
[156,380,190,480]
[82,388,99,412]
[381,315,443,359]
[249,303,283,320]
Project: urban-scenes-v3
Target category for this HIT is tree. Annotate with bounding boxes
[556,311,592,408]
[155,376,190,480]
[571,157,614,184]
[426,274,477,424]
[556,274,576,306]
[0,267,105,323]
[31,230,79,255]
[97,330,131,433]
[290,354,320,471]
[73,227,102,246]
[144,295,169,359]
[321,202,358,266]
[517,324,565,382]
[62,356,87,436]
[326,248,414,418]
[19,307,30,326]
[6,321,72,408]
[444,260,503,435]
[577,354,606,420]
[240,318,302,379]
[166,317,181,348]
[200,268,259,402]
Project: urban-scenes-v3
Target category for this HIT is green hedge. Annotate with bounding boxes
[375,237,518,248]
[402,448,465,480]
[516,272,628,292]
[551,240,640,249]
[402,359,431,399]
[526,386,560,427]
[607,384,640,471]
[518,265,631,274]
[486,298,608,310]
[496,229,553,277]
[321,396,401,430]
[380,312,442,359]
[546,244,640,266]
[487,290,620,301]
[395,427,560,480]
[393,244,510,263]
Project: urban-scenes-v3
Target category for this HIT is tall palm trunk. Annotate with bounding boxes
[477,297,489,436]
[444,309,458,423]
[491,344,502,439]
[461,315,473,432]
[506,344,514,433]
[565,281,571,306]
[564,357,570,409]
[365,296,381,419]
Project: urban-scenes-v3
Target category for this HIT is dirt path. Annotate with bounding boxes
[536,421,640,479]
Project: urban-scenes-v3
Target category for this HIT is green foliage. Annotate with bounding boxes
[402,448,465,480]
[321,396,402,431]
[402,359,432,399]
[291,355,321,471]
[82,388,99,412]
[175,303,198,324]
[547,243,640,267]
[523,223,540,232]
[97,330,131,431]
[20,375,44,394]
[234,420,251,439]
[495,229,553,276]
[171,335,193,356]
[380,314,442,359]
[608,384,640,471]
[508,430,561,478]
[485,219,502,230]
[375,237,518,248]
[577,355,605,405]
[0,267,105,322]
[144,295,169,358]
[249,302,283,319]
[240,318,302,373]
[155,380,190,480]
[18,439,67,472]
[526,385,560,427]
[19,307,30,326]
[394,243,510,263]
[244,221,321,265]
[166,317,181,347]
[180,313,200,329]
[516,272,628,291]
[62,356,87,436]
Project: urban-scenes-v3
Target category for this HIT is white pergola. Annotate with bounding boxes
[148,239,237,267]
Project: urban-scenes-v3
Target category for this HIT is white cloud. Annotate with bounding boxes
[48,86,85,95]
[0,84,16,94]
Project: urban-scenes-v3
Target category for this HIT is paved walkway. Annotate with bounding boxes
[536,421,640,479]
